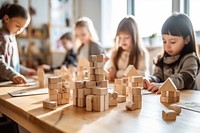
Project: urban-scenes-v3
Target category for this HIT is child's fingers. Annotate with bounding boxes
[151,85,159,93]
[12,75,27,84]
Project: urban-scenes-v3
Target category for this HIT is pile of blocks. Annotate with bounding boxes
[114,78,127,103]
[160,78,180,103]
[72,54,109,112]
[43,76,70,110]
[126,76,143,111]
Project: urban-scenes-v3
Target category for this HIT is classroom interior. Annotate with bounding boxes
[1,0,200,133]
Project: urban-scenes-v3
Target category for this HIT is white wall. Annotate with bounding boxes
[74,0,102,41]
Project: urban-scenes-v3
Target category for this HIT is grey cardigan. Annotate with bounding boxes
[149,52,199,90]
[77,41,105,60]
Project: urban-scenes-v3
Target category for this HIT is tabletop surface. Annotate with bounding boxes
[1,81,200,133]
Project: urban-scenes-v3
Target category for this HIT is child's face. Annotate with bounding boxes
[118,32,132,52]
[4,16,29,35]
[162,34,186,56]
[61,39,73,51]
[75,26,90,44]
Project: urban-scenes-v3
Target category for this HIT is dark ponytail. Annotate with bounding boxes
[0,2,29,21]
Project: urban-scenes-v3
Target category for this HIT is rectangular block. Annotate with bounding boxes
[89,74,96,81]
[95,68,104,74]
[132,95,142,102]
[130,76,143,83]
[115,84,126,95]
[89,67,95,74]
[48,76,62,84]
[128,82,138,87]
[94,62,104,68]
[131,87,142,95]
[162,110,176,121]
[95,74,105,81]
[85,81,96,88]
[97,80,108,88]
[115,79,123,85]
[109,99,118,106]
[117,95,126,103]
[77,98,86,107]
[48,89,58,95]
[57,98,69,105]
[104,94,109,110]
[93,87,108,95]
[97,54,104,62]
[49,94,57,101]
[43,100,57,110]
[73,89,78,98]
[78,89,85,98]
[93,95,105,112]
[86,95,93,111]
[89,55,97,62]
[84,88,92,95]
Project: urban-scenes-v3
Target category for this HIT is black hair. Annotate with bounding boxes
[0,2,29,22]
[155,12,199,65]
[60,32,73,41]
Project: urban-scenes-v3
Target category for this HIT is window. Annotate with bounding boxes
[135,0,172,37]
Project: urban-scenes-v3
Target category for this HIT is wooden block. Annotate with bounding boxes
[128,82,138,87]
[86,95,93,111]
[93,95,105,112]
[130,76,143,83]
[115,84,126,95]
[159,78,177,91]
[78,89,85,98]
[117,95,126,103]
[48,76,62,84]
[160,96,174,103]
[95,74,105,81]
[89,74,96,81]
[123,65,140,77]
[48,89,58,95]
[115,79,123,85]
[77,98,86,107]
[89,67,95,74]
[49,94,57,101]
[97,54,104,62]
[134,101,142,109]
[112,91,118,100]
[122,77,128,84]
[72,81,85,89]
[169,105,181,115]
[62,92,70,99]
[131,87,141,95]
[43,100,57,110]
[104,94,109,110]
[89,62,94,67]
[95,68,104,74]
[37,67,45,77]
[53,69,61,76]
[108,93,112,99]
[94,62,104,68]
[161,91,167,97]
[57,93,62,100]
[162,109,176,121]
[73,98,77,106]
[85,80,96,88]
[57,98,69,105]
[132,95,142,102]
[125,101,136,111]
[39,80,45,88]
[109,99,118,106]
[73,89,78,98]
[93,87,108,95]
[97,80,108,88]
[89,55,97,62]
[84,88,92,95]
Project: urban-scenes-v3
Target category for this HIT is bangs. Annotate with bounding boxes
[161,14,190,38]
[117,20,131,35]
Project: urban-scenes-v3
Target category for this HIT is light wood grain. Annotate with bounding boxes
[1,85,200,133]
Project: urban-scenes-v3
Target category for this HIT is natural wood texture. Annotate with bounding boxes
[1,84,200,133]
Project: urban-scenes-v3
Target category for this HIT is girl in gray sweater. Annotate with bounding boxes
[144,13,200,94]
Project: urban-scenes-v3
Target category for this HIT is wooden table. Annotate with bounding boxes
[1,84,200,133]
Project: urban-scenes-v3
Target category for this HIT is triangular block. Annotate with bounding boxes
[123,65,140,77]
[159,78,177,92]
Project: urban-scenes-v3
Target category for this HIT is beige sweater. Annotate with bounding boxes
[106,50,149,78]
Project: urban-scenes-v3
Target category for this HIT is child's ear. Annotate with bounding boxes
[3,15,9,23]
[184,35,190,45]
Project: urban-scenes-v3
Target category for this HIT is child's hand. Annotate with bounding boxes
[26,68,37,76]
[39,64,51,71]
[108,67,116,79]
[12,75,27,84]
[143,78,150,89]
[147,82,162,94]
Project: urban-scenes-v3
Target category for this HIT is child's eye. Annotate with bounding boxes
[170,41,176,44]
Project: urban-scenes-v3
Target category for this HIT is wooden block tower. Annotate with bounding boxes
[43,76,70,110]
[72,54,109,112]
[114,78,127,103]
[123,65,143,111]
[160,78,180,103]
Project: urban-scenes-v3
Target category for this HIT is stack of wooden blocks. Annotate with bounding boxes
[43,76,70,110]
[114,78,127,103]
[126,76,143,111]
[72,54,109,112]
[160,78,180,103]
